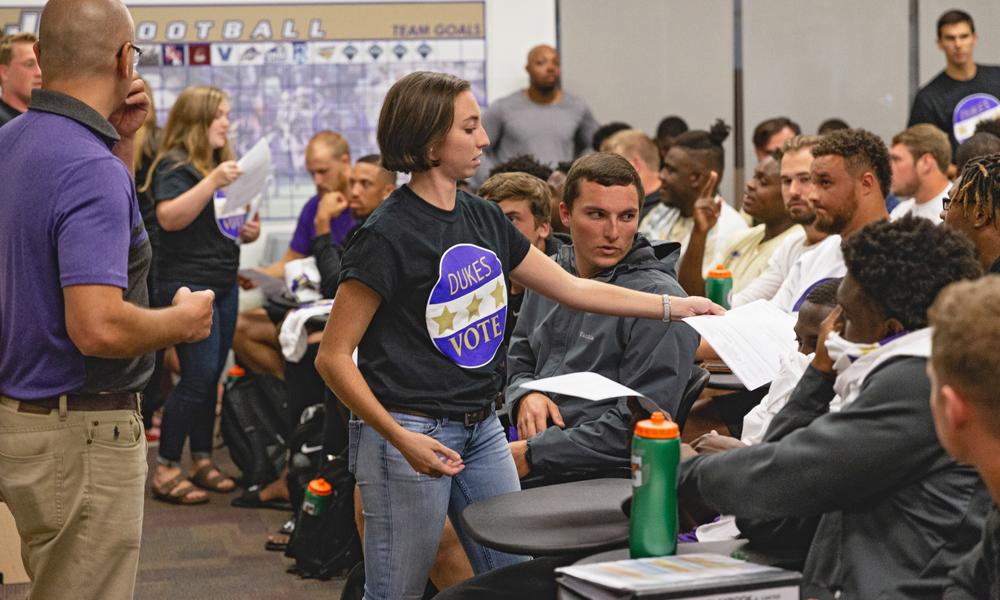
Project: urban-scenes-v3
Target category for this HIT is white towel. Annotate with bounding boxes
[279,300,334,362]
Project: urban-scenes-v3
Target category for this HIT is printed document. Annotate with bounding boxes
[683,300,797,390]
[222,138,272,214]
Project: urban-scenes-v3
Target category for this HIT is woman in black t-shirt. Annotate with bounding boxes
[144,85,260,505]
[315,71,721,598]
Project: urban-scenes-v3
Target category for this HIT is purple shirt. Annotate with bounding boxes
[289,194,357,255]
[0,90,152,400]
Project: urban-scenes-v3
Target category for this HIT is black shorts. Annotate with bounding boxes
[264,301,288,325]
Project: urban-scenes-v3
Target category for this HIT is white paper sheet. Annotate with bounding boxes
[222,138,272,214]
[683,300,798,390]
[519,372,660,413]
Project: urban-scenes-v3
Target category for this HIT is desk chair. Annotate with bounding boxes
[673,365,710,432]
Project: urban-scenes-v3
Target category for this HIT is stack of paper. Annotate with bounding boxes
[556,553,800,599]
[682,300,797,390]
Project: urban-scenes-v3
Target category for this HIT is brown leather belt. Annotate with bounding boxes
[13,392,141,415]
[386,395,500,427]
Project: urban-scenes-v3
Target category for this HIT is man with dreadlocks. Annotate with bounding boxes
[943,153,1000,274]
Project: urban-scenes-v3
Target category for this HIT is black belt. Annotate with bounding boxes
[386,395,501,427]
[13,392,141,415]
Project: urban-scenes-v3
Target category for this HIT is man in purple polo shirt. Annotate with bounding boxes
[260,129,356,276]
[234,129,353,377]
[0,1,213,598]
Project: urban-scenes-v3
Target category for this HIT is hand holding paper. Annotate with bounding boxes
[222,138,272,215]
[683,300,797,390]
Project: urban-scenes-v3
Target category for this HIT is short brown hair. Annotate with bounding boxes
[812,129,892,198]
[892,124,951,174]
[562,152,644,212]
[603,129,660,171]
[308,130,350,159]
[778,134,821,160]
[929,276,1000,436]
[752,117,801,152]
[478,172,551,226]
[377,71,470,173]
[0,32,37,66]
[937,9,974,39]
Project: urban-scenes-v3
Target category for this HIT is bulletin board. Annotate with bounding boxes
[1,2,486,219]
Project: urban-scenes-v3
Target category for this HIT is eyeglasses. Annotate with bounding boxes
[117,42,143,68]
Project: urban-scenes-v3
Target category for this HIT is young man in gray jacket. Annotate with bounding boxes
[506,152,699,480]
[678,217,989,599]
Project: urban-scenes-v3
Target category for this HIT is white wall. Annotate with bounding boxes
[560,0,736,197]
[485,0,557,102]
[742,0,910,175]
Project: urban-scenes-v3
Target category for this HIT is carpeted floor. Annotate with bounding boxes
[6,442,347,600]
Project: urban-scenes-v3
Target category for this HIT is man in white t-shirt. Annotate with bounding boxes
[639,120,748,279]
[771,129,892,312]
[888,124,952,224]
[733,135,829,306]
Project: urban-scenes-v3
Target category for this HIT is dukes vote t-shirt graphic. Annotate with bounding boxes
[953,93,1000,144]
[214,189,248,241]
[426,243,508,369]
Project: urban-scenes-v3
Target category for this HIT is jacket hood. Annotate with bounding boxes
[554,234,681,282]
[545,232,571,256]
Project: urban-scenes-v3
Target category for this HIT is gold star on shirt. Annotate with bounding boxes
[432,305,457,335]
[490,282,506,307]
[466,294,483,319]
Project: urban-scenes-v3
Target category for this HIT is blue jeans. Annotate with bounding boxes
[349,411,528,600]
[156,282,238,464]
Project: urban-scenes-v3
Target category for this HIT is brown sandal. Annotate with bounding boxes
[151,475,209,505]
[191,463,236,493]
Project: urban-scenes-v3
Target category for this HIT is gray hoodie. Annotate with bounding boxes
[506,235,699,476]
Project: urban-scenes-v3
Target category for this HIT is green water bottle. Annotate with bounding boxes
[226,365,245,385]
[302,477,332,517]
[630,411,680,558]
[706,264,733,309]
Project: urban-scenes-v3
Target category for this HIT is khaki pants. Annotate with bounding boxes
[0,396,147,600]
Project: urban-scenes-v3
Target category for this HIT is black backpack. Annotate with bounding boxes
[285,452,362,580]
[286,403,327,511]
[220,373,289,488]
